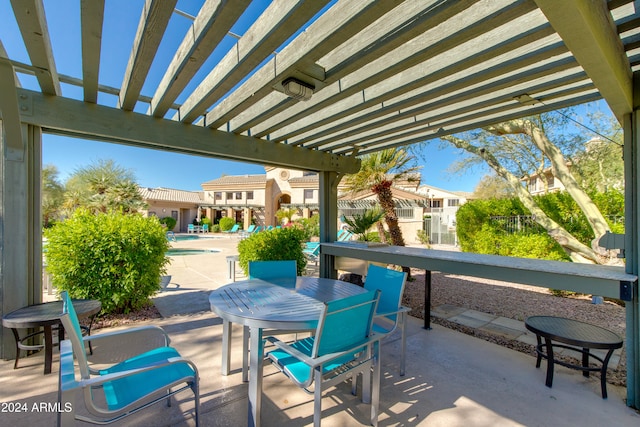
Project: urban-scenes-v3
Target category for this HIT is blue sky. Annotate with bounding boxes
[2,1,614,193]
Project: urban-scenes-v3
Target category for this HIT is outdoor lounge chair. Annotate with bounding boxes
[187,224,195,233]
[202,224,209,233]
[267,290,382,427]
[57,291,200,427]
[223,223,240,233]
[303,242,321,265]
[364,264,409,376]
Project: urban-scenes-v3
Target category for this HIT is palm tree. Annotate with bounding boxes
[342,207,384,241]
[344,148,420,248]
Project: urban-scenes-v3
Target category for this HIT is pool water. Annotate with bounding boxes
[173,235,221,241]
[166,248,221,256]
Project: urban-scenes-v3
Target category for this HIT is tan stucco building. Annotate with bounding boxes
[140,167,468,243]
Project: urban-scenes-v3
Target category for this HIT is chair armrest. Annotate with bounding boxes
[267,334,382,369]
[375,306,410,318]
[83,325,170,345]
[79,356,198,389]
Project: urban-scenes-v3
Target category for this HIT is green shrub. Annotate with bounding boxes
[159,216,177,231]
[237,227,307,275]
[219,216,236,231]
[211,224,220,233]
[294,215,319,241]
[201,217,212,226]
[44,209,170,314]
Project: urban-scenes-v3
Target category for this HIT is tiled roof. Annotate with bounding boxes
[202,174,266,186]
[138,187,203,203]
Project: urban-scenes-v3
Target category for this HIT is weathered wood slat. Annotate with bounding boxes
[119,0,177,111]
[176,0,328,124]
[80,0,104,103]
[9,0,60,95]
[150,0,251,118]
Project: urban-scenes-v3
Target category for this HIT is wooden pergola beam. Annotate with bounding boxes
[80,0,105,103]
[119,0,177,111]
[176,0,328,124]
[150,0,251,118]
[16,89,360,174]
[9,0,60,95]
[535,0,633,121]
[202,0,404,129]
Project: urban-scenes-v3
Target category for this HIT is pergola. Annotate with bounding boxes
[1,0,639,408]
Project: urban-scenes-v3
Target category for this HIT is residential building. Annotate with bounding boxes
[140,167,468,243]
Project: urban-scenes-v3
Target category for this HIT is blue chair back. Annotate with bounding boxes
[248,260,297,280]
[60,291,91,378]
[364,264,407,322]
[314,290,379,358]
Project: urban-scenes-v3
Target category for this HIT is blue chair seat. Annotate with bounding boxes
[99,347,197,410]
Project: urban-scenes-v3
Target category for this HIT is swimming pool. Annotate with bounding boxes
[166,248,222,256]
[173,235,221,241]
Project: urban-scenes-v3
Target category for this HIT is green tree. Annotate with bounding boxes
[64,159,146,214]
[42,164,65,228]
[342,208,384,241]
[472,173,514,199]
[441,107,619,264]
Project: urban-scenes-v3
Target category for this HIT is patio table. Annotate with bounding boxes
[2,299,101,374]
[525,315,623,398]
[209,276,366,427]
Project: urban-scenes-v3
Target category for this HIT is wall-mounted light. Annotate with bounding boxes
[282,78,314,101]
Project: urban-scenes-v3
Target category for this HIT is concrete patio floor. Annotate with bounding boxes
[2,233,639,426]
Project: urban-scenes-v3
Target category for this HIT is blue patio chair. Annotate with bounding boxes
[202,223,209,233]
[236,260,300,381]
[337,230,353,241]
[57,291,200,426]
[364,264,409,375]
[187,224,195,233]
[248,259,297,281]
[303,242,321,265]
[267,290,382,427]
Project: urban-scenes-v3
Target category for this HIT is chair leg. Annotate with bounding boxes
[242,326,250,382]
[314,369,323,427]
[400,312,406,376]
[371,346,381,427]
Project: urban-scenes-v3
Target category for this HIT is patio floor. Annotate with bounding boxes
[3,234,639,426]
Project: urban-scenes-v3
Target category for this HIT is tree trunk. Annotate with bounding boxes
[376,221,387,243]
[487,120,611,253]
[444,135,600,263]
[373,181,411,276]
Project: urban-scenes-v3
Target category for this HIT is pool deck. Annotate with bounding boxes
[4,232,639,426]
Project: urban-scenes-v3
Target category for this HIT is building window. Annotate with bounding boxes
[247,191,254,200]
[304,189,314,200]
[226,192,234,200]
[547,176,555,188]
[171,211,178,220]
[528,177,537,192]
[214,192,222,200]
[431,200,441,208]
[448,199,459,207]
[149,211,157,217]
[235,192,242,200]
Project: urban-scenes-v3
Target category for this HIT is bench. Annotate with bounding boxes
[524,316,623,398]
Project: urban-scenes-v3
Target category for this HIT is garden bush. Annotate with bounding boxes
[159,216,177,231]
[237,227,307,275]
[218,216,236,231]
[44,209,170,314]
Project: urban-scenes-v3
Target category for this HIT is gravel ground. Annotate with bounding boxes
[403,268,627,386]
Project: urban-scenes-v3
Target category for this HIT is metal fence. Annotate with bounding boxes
[423,209,458,245]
